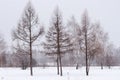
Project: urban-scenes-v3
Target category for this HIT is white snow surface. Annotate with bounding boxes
[0,67,120,80]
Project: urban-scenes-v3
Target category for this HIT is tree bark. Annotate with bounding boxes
[29,12,33,76]
[56,56,59,75]
[30,40,33,76]
[56,14,63,76]
[59,54,63,76]
[85,30,89,76]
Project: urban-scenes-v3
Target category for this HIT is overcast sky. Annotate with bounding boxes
[0,0,120,48]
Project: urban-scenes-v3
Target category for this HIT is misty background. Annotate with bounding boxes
[0,0,120,49]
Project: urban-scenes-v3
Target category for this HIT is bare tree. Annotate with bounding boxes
[0,35,6,67]
[115,47,120,66]
[105,44,116,69]
[0,36,6,53]
[67,16,82,69]
[80,11,104,76]
[42,7,73,76]
[0,53,7,67]
[80,11,91,76]
[12,1,44,76]
[94,23,108,69]
[13,42,30,69]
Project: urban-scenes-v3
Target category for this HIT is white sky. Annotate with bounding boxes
[0,0,120,48]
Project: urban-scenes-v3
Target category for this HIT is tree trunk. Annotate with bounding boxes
[56,56,59,75]
[30,41,33,76]
[76,63,79,70]
[85,31,89,76]
[59,54,63,76]
[101,62,103,69]
[29,13,33,76]
[56,18,63,76]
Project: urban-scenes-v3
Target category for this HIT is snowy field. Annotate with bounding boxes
[0,67,120,80]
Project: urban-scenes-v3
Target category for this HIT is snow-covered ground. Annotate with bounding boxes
[0,67,120,80]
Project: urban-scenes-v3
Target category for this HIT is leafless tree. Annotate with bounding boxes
[0,35,6,67]
[42,7,73,76]
[13,42,30,69]
[0,53,7,67]
[12,1,44,76]
[67,16,82,69]
[115,47,120,66]
[105,44,116,69]
[94,23,108,69]
[105,54,113,69]
[0,36,6,53]
[80,10,105,76]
